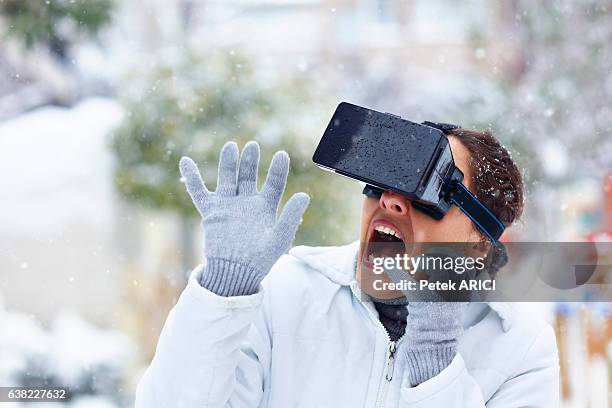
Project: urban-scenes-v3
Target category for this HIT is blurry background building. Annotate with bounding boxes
[0,0,611,406]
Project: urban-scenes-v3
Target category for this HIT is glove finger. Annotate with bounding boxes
[260,151,289,207]
[179,156,210,214]
[274,192,310,246]
[216,141,239,196]
[237,141,260,195]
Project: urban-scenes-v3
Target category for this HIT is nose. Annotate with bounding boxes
[379,191,410,216]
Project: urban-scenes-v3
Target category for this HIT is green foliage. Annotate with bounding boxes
[0,0,112,49]
[110,50,359,246]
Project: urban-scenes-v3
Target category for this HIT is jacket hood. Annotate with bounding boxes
[288,241,515,331]
[289,241,360,286]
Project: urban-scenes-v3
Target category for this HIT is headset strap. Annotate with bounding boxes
[422,120,505,241]
[449,182,505,241]
[421,121,459,133]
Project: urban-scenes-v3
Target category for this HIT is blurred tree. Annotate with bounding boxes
[494,0,612,184]
[0,0,112,60]
[461,1,612,240]
[110,50,358,271]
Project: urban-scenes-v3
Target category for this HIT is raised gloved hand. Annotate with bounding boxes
[403,302,466,386]
[179,141,310,297]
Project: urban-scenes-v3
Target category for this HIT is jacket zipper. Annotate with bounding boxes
[385,342,397,381]
[375,340,398,408]
[350,283,404,408]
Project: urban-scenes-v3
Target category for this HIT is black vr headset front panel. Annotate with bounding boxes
[312,102,446,201]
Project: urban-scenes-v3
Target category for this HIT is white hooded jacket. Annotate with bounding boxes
[135,241,559,407]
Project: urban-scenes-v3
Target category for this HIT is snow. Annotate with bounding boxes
[49,311,134,389]
[0,304,49,386]
[69,397,120,408]
[539,139,569,179]
[0,298,134,404]
[0,98,126,328]
[0,98,123,239]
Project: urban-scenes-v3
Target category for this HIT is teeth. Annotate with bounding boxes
[374,225,402,239]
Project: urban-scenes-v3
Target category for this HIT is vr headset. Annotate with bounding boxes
[312,102,505,241]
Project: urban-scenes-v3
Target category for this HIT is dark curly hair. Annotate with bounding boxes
[447,128,524,229]
[444,128,523,274]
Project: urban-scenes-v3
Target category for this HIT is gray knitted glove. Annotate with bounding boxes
[179,141,310,297]
[403,302,466,386]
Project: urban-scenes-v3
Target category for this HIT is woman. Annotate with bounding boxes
[135,127,559,407]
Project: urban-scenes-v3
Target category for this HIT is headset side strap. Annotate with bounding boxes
[449,182,505,241]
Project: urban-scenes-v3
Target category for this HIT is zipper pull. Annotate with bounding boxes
[385,342,396,381]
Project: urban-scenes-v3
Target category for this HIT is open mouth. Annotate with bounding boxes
[363,220,409,267]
